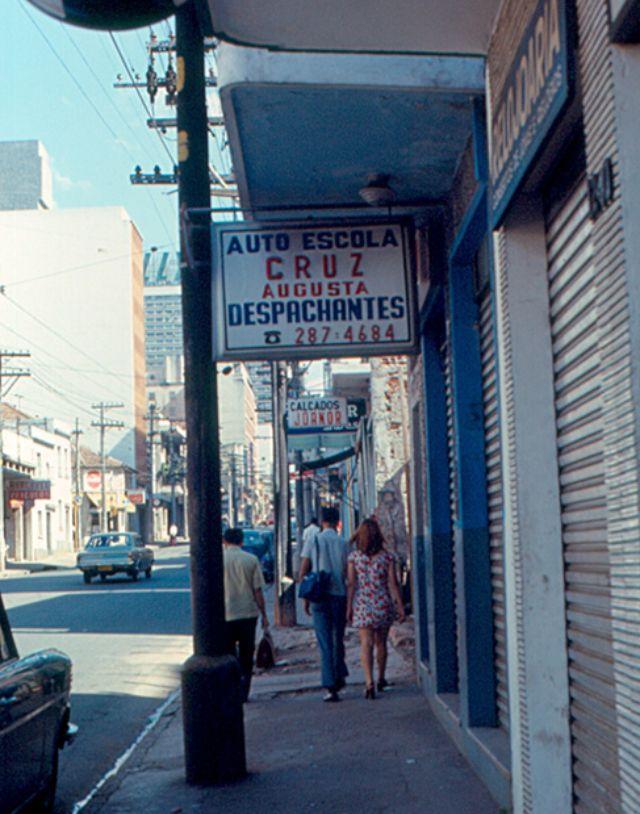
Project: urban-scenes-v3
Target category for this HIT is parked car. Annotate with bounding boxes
[241,528,274,584]
[77,532,154,583]
[0,592,77,813]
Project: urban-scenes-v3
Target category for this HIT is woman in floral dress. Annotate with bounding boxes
[347,517,405,699]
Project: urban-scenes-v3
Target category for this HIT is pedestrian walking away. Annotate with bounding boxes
[347,517,405,699]
[299,505,348,702]
[223,527,269,702]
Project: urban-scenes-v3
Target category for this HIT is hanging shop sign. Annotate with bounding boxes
[490,0,573,226]
[127,489,147,506]
[211,220,416,361]
[286,397,348,434]
[8,480,51,502]
[84,470,102,491]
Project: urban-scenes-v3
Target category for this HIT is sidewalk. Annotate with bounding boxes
[86,623,501,814]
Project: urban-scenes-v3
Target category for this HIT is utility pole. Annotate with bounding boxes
[71,419,83,550]
[177,1,245,786]
[0,350,30,574]
[145,402,158,545]
[91,402,124,532]
[272,361,296,626]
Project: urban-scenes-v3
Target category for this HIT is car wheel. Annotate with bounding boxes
[130,568,139,581]
[100,573,107,582]
[83,572,92,584]
[145,566,152,579]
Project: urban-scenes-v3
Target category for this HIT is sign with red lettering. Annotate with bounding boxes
[8,480,51,502]
[212,220,416,360]
[286,397,348,434]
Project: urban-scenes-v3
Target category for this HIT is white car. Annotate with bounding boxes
[77,532,154,584]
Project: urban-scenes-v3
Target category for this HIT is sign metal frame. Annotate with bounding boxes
[211,218,417,362]
[490,0,575,227]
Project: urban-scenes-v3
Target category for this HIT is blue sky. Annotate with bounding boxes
[4,1,232,252]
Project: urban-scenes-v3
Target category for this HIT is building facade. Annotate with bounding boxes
[2,405,73,561]
[202,1,640,810]
[0,140,147,479]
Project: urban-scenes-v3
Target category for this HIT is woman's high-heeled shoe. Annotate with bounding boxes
[377,678,389,693]
[364,684,376,700]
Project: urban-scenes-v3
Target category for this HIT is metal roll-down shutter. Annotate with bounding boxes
[545,178,621,813]
[478,284,509,732]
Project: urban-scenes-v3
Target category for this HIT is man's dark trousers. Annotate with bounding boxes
[311,595,348,690]
[225,617,258,701]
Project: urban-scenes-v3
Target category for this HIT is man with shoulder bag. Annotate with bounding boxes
[299,506,348,702]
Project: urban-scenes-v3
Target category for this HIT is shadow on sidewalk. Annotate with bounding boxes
[87,622,500,814]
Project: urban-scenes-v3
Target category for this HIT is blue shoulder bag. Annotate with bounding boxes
[298,535,331,602]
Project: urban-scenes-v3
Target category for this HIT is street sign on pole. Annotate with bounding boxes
[212,220,416,361]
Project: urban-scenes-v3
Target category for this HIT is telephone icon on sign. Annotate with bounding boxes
[265,331,282,345]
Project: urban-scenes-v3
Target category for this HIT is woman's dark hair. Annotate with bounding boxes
[352,518,385,556]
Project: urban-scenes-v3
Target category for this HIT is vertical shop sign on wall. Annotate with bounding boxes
[211,220,416,361]
[490,0,573,226]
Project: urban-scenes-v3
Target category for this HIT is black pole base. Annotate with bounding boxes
[181,654,247,785]
[276,580,297,627]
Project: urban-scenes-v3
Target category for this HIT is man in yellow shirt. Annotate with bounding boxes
[223,527,269,702]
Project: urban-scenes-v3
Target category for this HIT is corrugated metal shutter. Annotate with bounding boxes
[545,178,622,813]
[443,333,460,677]
[479,286,509,732]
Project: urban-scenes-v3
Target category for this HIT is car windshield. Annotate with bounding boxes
[86,534,133,548]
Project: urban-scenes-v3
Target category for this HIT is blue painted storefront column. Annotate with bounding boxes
[448,190,497,729]
[421,317,458,694]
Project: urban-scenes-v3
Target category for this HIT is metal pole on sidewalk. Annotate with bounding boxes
[273,361,296,626]
[177,0,245,785]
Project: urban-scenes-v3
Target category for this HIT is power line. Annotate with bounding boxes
[0,322,134,409]
[2,291,134,392]
[109,31,175,167]
[22,3,121,142]
[0,242,170,289]
[60,26,176,249]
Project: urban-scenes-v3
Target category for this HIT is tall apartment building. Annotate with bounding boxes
[0,140,147,478]
[143,250,183,402]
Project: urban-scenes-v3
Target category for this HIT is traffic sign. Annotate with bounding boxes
[85,470,102,491]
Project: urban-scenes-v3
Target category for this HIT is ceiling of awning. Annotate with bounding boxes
[199,0,500,56]
[217,46,485,216]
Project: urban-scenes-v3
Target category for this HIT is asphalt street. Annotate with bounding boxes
[1,545,193,814]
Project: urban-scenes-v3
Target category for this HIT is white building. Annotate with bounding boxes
[0,140,147,479]
[2,405,73,561]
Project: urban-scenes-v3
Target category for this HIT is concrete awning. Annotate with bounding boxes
[199,0,500,56]
[217,44,485,215]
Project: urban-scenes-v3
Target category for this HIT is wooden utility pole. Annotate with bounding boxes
[177,0,245,786]
[72,419,83,550]
[91,402,124,532]
[145,402,158,545]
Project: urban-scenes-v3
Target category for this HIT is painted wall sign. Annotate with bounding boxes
[490,0,573,226]
[212,220,416,361]
[8,480,51,502]
[588,157,615,219]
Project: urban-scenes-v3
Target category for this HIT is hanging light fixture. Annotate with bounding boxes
[358,174,396,206]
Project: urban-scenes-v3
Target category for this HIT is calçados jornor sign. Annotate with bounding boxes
[211,220,416,361]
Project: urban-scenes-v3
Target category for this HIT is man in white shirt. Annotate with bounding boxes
[223,527,269,702]
[299,506,349,702]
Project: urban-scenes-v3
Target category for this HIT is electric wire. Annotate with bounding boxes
[60,26,176,249]
[2,292,135,393]
[0,243,170,289]
[109,31,175,167]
